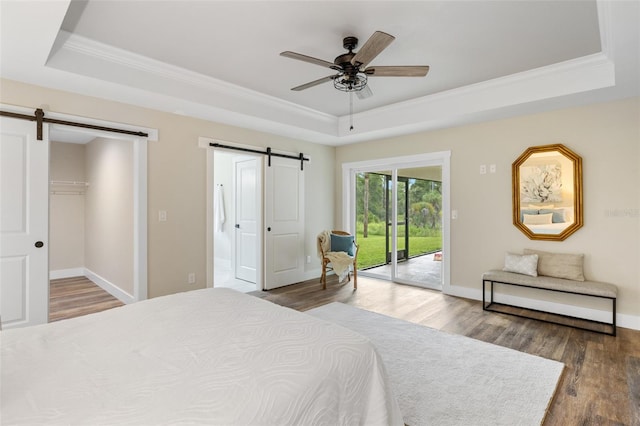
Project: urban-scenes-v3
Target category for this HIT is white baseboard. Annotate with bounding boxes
[445,284,639,332]
[50,268,85,280]
[84,269,135,305]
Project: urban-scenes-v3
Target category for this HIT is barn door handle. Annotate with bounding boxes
[35,241,44,248]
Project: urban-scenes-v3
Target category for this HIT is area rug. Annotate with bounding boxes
[307,303,564,426]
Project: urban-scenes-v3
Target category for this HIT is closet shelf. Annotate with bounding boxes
[50,180,89,195]
[50,180,89,187]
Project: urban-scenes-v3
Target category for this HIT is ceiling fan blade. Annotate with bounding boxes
[291,75,336,91]
[356,85,373,100]
[280,51,337,69]
[364,65,430,77]
[350,31,395,68]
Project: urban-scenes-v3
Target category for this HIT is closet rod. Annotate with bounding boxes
[210,142,309,170]
[0,109,149,141]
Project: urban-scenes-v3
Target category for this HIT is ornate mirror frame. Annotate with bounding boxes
[512,144,583,241]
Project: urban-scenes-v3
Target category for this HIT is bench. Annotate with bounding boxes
[482,270,618,336]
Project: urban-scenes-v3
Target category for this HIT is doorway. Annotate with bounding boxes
[204,139,307,292]
[0,110,151,329]
[343,152,450,291]
[49,133,137,303]
[212,150,262,293]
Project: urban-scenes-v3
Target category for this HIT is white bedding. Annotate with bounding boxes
[1,288,402,425]
[526,222,572,234]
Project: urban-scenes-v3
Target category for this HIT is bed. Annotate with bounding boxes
[520,207,573,234]
[525,221,573,235]
[1,288,402,425]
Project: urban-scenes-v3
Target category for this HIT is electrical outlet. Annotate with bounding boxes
[188,272,196,284]
[479,165,487,174]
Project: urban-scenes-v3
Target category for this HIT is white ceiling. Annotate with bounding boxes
[1,1,638,146]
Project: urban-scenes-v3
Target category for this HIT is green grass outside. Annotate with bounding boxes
[355,232,442,269]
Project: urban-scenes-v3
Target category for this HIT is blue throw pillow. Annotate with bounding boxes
[539,208,565,223]
[330,234,354,256]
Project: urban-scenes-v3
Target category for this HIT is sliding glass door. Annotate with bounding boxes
[355,167,443,290]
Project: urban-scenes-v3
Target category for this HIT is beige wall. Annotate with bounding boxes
[4,78,636,322]
[0,78,335,298]
[84,137,134,295]
[336,97,640,320]
[49,142,85,271]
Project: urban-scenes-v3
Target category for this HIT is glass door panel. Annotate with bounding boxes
[355,172,390,279]
[395,167,443,289]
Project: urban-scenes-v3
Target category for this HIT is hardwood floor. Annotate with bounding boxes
[49,276,123,322]
[49,274,640,425]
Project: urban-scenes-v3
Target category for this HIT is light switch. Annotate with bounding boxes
[159,210,167,222]
[490,164,496,173]
[452,210,458,219]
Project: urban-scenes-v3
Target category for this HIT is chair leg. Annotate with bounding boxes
[321,263,327,290]
[353,264,357,290]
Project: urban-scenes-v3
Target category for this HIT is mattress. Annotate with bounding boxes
[1,288,402,425]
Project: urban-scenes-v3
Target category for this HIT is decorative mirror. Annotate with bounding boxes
[512,144,583,241]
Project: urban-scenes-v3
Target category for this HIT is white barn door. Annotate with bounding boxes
[0,117,49,328]
[264,156,305,290]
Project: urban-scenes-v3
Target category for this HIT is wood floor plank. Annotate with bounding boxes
[49,276,124,322]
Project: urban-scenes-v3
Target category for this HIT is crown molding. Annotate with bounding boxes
[48,31,338,137]
[35,0,628,146]
[336,52,615,141]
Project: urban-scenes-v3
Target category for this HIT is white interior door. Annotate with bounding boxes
[264,156,305,290]
[0,117,50,328]
[234,156,260,284]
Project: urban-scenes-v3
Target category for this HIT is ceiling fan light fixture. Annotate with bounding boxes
[333,72,368,92]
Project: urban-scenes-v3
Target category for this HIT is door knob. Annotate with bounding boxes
[267,227,271,232]
[35,241,44,248]
[235,224,240,229]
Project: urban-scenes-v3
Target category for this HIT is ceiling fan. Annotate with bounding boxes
[280,31,429,99]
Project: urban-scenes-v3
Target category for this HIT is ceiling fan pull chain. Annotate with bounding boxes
[349,91,354,131]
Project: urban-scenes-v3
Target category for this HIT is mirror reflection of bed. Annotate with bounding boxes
[520,204,574,235]
[512,144,583,241]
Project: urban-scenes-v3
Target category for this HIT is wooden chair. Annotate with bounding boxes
[319,230,359,290]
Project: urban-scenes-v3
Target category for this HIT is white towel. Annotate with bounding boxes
[214,185,226,232]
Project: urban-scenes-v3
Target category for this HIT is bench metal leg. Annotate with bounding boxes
[482,279,616,337]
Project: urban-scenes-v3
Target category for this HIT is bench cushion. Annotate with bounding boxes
[483,270,617,298]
